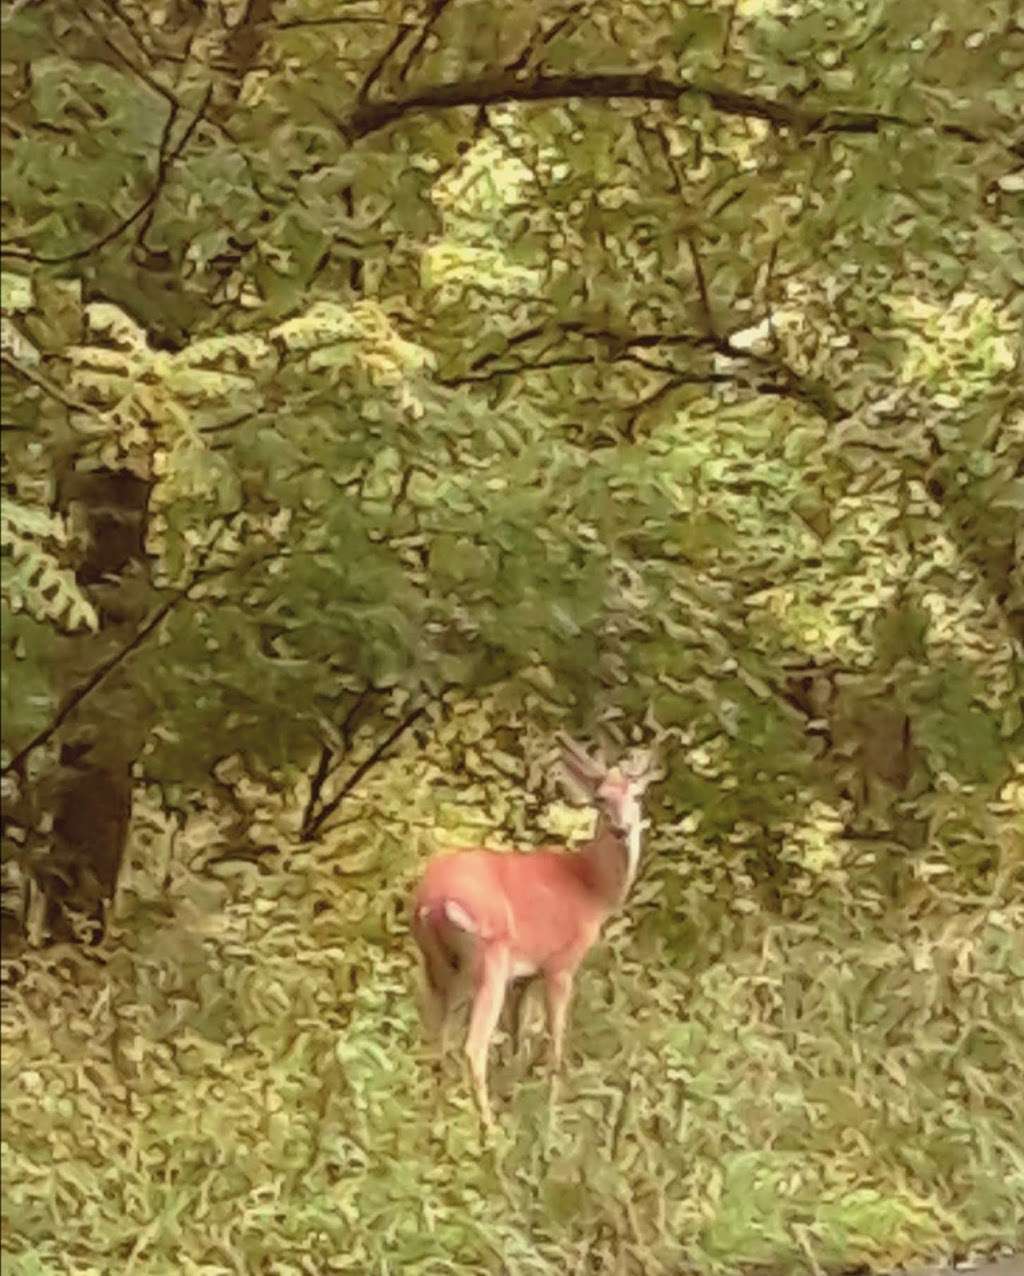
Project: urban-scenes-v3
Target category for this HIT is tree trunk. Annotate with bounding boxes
[44,468,153,942]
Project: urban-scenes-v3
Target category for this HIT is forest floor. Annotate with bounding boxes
[2,784,1022,1274]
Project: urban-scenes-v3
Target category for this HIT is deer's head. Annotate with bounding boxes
[557,734,660,839]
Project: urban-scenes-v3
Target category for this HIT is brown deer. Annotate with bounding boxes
[410,733,658,1129]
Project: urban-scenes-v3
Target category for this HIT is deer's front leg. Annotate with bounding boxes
[543,967,575,1077]
[504,976,535,1061]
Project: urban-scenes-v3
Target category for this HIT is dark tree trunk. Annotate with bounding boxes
[45,468,153,942]
[44,746,134,942]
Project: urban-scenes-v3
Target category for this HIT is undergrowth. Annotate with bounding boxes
[2,762,1023,1275]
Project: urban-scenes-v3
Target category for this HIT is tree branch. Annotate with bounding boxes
[447,321,847,421]
[397,0,452,84]
[347,71,1022,160]
[3,574,195,780]
[1,84,212,266]
[277,16,395,28]
[1,354,92,415]
[300,742,334,839]
[297,682,383,834]
[358,20,415,103]
[84,2,181,112]
[686,233,716,337]
[0,527,247,779]
[621,371,733,440]
[302,700,436,840]
[505,2,591,77]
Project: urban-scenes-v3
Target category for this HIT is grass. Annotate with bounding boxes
[2,767,1023,1275]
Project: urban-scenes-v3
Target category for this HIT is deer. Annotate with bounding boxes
[410,733,659,1131]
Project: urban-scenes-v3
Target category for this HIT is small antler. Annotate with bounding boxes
[556,732,607,801]
[556,732,606,780]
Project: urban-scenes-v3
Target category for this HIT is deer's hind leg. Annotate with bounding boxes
[464,944,511,1131]
[413,911,465,1066]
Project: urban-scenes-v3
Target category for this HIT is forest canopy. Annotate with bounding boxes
[1,0,1022,1272]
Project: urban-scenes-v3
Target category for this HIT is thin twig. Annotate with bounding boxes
[1,541,219,779]
[338,684,376,752]
[685,233,716,338]
[303,701,435,839]
[82,2,180,111]
[397,0,451,84]
[299,684,378,836]
[1,354,91,415]
[277,15,395,29]
[444,323,846,421]
[1,84,212,265]
[358,21,414,103]
[300,743,334,838]
[505,2,590,77]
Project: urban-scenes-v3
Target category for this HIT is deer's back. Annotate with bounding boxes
[413,847,601,966]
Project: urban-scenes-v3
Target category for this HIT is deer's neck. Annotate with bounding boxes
[578,815,642,910]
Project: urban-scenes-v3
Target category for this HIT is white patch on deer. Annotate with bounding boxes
[443,900,477,932]
[625,818,642,890]
[511,958,538,979]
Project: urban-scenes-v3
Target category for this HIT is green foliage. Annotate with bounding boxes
[0,501,98,634]
[1,2,1022,1267]
[2,0,1020,801]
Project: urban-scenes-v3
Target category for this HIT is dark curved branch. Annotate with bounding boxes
[0,84,212,266]
[1,354,91,415]
[298,683,380,834]
[4,582,188,780]
[348,72,804,136]
[300,742,334,839]
[358,20,415,103]
[621,372,734,440]
[728,346,843,421]
[466,321,718,372]
[439,352,700,384]
[348,71,1021,160]
[277,16,395,28]
[445,321,846,422]
[84,2,181,111]
[505,3,590,78]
